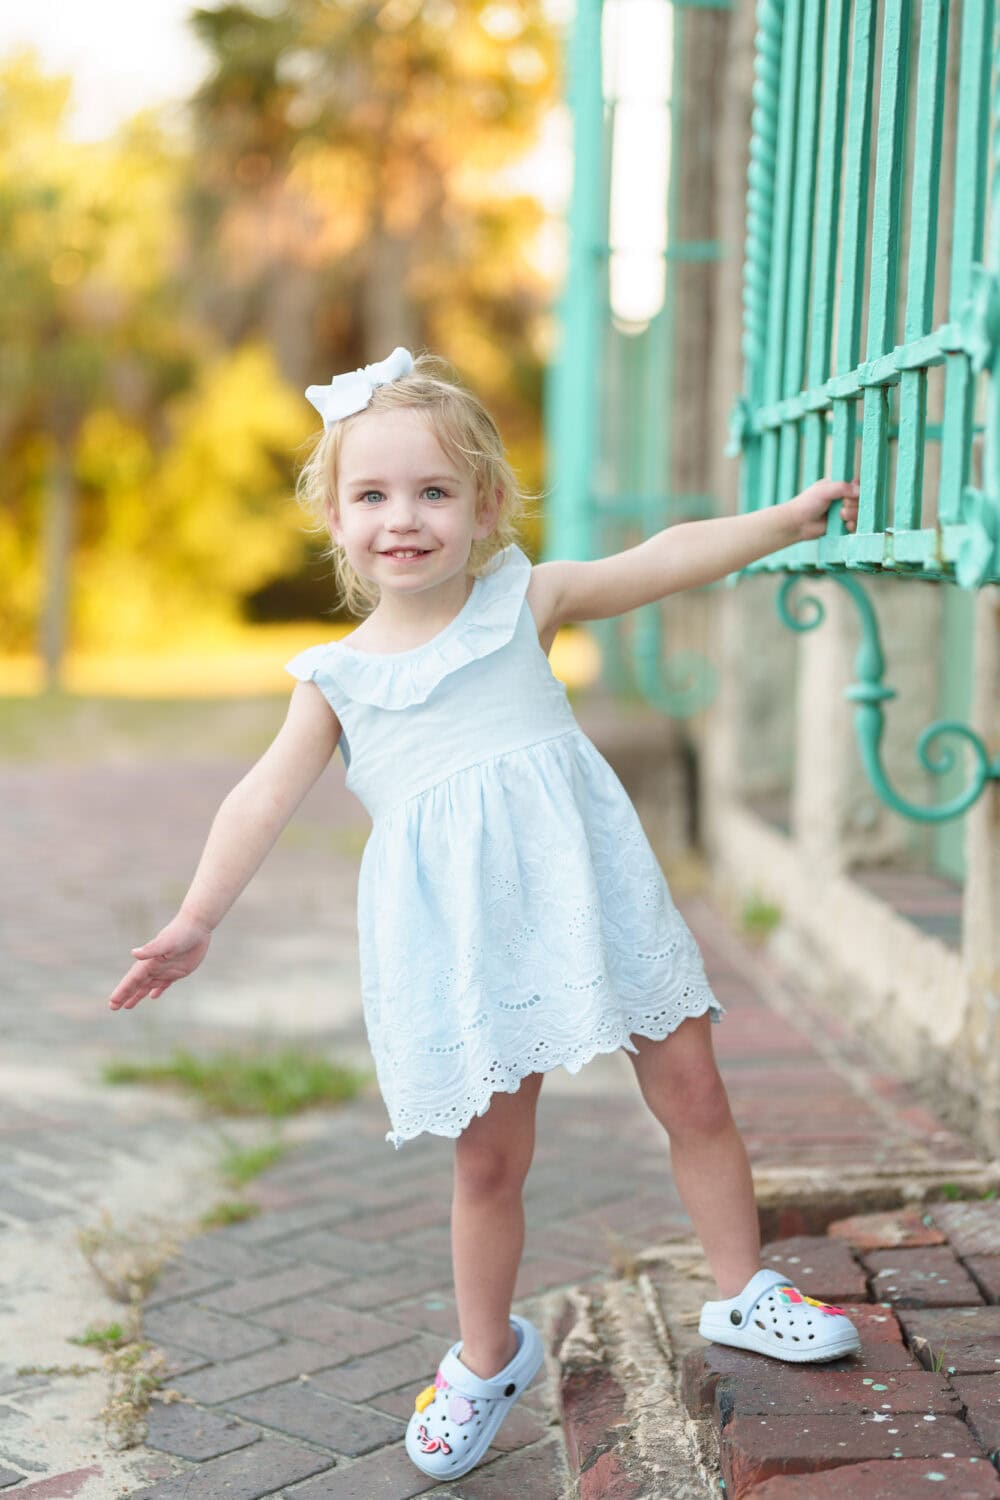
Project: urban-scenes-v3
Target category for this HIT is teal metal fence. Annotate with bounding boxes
[547,0,1000,820]
[729,0,1000,820]
[731,0,1000,589]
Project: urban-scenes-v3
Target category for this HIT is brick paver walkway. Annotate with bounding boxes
[0,699,995,1498]
[129,898,993,1500]
[682,1196,1000,1499]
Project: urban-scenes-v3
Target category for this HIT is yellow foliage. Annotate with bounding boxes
[71,344,314,651]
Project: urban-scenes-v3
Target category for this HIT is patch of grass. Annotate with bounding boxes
[99,1306,177,1451]
[199,1126,289,1228]
[219,1135,289,1188]
[741,894,782,941]
[102,1046,371,1117]
[77,1208,181,1304]
[199,1199,261,1228]
[75,1210,189,1450]
[932,1182,998,1203]
[69,1322,129,1350]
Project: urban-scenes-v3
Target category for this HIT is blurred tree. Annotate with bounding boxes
[0,6,562,672]
[186,0,559,499]
[0,54,312,668]
[74,343,309,650]
[0,54,196,677]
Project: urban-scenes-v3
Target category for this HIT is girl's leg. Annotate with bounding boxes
[451,1070,545,1379]
[627,1013,761,1298]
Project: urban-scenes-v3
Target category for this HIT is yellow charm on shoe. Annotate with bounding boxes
[414,1384,437,1414]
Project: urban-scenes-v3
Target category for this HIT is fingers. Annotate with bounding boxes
[109,957,169,1010]
[817,477,860,497]
[109,976,149,1010]
[823,478,860,502]
[821,477,859,533]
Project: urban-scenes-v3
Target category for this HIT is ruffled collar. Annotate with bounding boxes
[314,543,531,710]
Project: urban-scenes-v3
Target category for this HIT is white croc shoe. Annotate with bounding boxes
[405,1314,544,1481]
[699,1267,862,1363]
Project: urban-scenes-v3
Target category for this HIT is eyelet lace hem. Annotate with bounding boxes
[383,988,725,1149]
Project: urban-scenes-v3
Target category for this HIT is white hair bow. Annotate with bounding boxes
[304,346,415,427]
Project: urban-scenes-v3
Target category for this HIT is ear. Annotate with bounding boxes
[326,499,342,543]
[474,485,502,541]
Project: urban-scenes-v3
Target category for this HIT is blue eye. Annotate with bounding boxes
[426,487,446,500]
[361,491,383,504]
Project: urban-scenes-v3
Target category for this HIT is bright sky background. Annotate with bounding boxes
[0,0,577,293]
[0,0,213,141]
[0,0,576,213]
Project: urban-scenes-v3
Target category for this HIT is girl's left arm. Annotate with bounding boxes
[538,479,860,627]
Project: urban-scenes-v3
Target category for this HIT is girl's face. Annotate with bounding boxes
[330,407,497,592]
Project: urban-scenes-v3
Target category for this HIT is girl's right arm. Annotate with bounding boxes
[108,681,341,1011]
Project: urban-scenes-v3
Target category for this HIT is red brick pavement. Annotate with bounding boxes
[682,1203,1000,1499]
[1,724,996,1498]
[558,900,1000,1500]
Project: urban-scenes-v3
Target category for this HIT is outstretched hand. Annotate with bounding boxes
[789,478,860,540]
[108,912,212,1011]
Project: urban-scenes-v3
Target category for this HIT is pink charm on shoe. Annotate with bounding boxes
[405,1315,546,1481]
[698,1267,861,1363]
[778,1285,846,1316]
[416,1422,452,1456]
[448,1394,475,1424]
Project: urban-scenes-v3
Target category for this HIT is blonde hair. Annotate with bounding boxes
[295,352,538,619]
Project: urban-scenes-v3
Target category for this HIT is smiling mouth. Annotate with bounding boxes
[381,549,431,557]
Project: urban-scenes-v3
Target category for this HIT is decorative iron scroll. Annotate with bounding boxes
[778,577,1000,822]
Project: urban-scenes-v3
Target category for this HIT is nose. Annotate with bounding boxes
[384,499,422,532]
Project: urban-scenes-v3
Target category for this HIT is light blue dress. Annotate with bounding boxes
[285,542,724,1149]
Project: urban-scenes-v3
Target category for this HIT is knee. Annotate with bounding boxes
[454,1136,532,1198]
[645,1064,733,1139]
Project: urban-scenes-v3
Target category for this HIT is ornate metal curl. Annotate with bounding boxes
[633,603,718,719]
[778,575,1000,822]
[595,606,719,719]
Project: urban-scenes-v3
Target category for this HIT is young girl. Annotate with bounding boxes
[109,348,863,1483]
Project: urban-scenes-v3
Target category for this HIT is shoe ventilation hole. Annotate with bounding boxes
[754,1320,766,1330]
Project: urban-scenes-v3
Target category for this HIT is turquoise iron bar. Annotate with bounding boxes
[727,0,1000,820]
[546,0,730,718]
